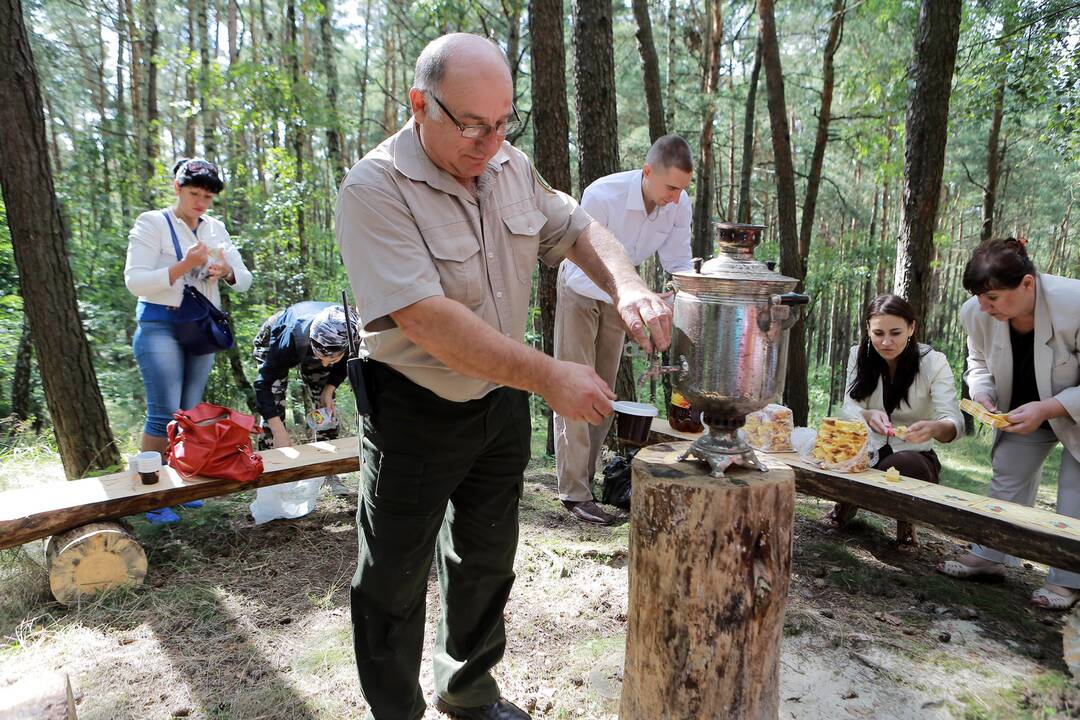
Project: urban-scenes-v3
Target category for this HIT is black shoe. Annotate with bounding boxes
[432,696,531,720]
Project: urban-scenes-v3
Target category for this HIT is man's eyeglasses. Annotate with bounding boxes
[428,93,522,140]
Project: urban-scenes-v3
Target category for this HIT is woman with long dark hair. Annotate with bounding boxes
[825,294,963,548]
[937,238,1080,610]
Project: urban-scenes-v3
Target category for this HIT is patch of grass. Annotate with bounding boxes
[937,432,1063,501]
[801,540,862,569]
[296,624,353,675]
[956,670,1080,720]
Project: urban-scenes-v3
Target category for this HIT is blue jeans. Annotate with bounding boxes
[133,321,216,437]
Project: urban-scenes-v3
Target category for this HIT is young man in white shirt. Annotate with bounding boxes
[554,134,695,524]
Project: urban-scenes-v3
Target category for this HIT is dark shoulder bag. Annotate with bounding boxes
[163,211,235,355]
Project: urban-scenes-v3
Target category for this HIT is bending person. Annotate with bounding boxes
[938,238,1080,610]
[826,294,963,548]
[251,302,359,516]
[124,158,253,524]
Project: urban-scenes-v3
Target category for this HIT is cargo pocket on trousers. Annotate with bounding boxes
[372,453,426,515]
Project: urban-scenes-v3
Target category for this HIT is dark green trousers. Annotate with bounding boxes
[350,362,530,720]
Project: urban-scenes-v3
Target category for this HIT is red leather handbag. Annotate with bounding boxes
[166,403,264,481]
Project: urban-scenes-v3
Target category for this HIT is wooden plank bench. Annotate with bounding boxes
[647,418,1080,575]
[0,438,360,603]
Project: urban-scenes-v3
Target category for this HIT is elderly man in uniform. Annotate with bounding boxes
[554,134,694,525]
[336,33,671,720]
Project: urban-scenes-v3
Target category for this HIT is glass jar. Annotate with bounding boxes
[667,391,704,433]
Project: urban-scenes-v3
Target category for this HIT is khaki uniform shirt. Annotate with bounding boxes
[336,118,593,402]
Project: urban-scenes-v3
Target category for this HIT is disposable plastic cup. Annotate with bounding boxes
[613,400,660,446]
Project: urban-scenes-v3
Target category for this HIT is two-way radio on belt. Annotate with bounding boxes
[341,290,372,416]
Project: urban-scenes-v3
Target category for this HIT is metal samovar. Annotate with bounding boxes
[658,222,808,477]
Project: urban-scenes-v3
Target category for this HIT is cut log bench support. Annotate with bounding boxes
[621,442,795,719]
[45,523,147,605]
[0,438,360,605]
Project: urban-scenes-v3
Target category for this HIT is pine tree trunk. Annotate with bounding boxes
[691,0,722,261]
[143,0,159,179]
[893,0,962,328]
[0,0,122,477]
[185,0,197,156]
[664,0,676,131]
[797,0,844,260]
[758,0,808,425]
[981,72,1006,243]
[573,0,620,189]
[530,0,573,455]
[197,0,215,156]
[286,0,309,301]
[320,0,348,178]
[10,317,33,423]
[631,0,666,143]
[737,35,762,224]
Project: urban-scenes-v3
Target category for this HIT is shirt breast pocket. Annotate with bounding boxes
[420,221,484,308]
[501,209,546,284]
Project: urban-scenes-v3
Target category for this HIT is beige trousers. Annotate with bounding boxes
[553,267,626,502]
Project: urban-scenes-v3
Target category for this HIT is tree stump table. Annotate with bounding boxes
[620,441,795,719]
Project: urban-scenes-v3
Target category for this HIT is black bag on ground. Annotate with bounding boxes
[600,450,637,510]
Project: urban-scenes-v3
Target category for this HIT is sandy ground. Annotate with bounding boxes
[0,469,1074,719]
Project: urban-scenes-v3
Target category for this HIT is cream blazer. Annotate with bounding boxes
[124,208,253,309]
[961,273,1080,460]
[841,344,964,453]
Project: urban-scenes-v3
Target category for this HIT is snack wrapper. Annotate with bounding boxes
[306,407,339,432]
[742,403,795,452]
[804,417,871,473]
[960,398,1011,430]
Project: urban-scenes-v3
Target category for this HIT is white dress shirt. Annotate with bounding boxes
[841,343,965,453]
[561,169,693,303]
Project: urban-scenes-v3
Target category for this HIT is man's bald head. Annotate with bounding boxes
[413,33,511,97]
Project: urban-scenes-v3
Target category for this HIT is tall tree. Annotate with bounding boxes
[320,0,348,179]
[980,7,1016,243]
[758,0,807,425]
[286,0,310,300]
[530,0,573,454]
[736,35,762,224]
[691,0,722,260]
[0,0,122,477]
[893,0,962,327]
[797,0,845,259]
[10,318,33,424]
[573,0,634,402]
[143,0,159,180]
[631,0,666,143]
[573,0,620,189]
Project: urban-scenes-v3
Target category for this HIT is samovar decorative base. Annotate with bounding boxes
[677,415,766,478]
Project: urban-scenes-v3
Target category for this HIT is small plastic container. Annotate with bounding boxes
[613,400,660,446]
[134,451,162,485]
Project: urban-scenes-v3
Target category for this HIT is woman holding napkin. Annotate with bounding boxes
[124,158,253,523]
[825,294,963,549]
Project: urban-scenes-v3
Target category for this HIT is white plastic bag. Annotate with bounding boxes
[249,478,324,524]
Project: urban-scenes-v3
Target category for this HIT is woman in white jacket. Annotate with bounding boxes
[124,159,253,522]
[827,294,964,549]
[938,238,1080,610]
